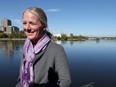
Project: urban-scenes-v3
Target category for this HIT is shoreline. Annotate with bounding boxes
[0,38,26,40]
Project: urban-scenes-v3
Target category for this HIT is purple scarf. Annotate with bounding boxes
[20,35,50,87]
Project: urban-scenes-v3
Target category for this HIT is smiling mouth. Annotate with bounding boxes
[24,29,36,33]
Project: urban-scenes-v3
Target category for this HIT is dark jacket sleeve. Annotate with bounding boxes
[55,45,71,87]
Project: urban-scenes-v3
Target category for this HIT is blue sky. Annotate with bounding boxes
[0,0,116,36]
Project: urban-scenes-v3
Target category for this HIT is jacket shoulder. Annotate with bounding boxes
[48,41,64,50]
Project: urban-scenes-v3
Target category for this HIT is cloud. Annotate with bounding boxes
[46,9,61,12]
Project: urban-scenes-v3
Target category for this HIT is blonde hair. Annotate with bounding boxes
[22,7,47,27]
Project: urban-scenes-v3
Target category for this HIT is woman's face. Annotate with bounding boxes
[22,11,45,41]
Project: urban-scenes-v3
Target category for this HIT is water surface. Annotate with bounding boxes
[0,40,116,87]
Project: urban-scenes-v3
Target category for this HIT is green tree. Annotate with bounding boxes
[61,34,67,41]
[0,33,8,38]
[69,33,74,40]
[19,30,26,38]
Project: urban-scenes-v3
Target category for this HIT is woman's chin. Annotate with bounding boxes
[27,36,35,40]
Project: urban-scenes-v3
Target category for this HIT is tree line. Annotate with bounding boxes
[0,31,88,41]
[0,30,26,38]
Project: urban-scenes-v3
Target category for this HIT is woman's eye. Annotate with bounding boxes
[23,22,26,25]
[30,22,36,25]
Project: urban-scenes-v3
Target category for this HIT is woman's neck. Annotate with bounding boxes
[31,36,42,46]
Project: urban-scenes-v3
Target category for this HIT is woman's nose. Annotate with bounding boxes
[24,29,31,33]
[25,23,31,29]
[24,24,31,32]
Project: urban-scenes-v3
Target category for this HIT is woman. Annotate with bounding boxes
[16,7,71,87]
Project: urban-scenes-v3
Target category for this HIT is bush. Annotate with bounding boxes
[0,33,8,38]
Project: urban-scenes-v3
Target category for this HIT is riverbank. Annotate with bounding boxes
[0,38,26,40]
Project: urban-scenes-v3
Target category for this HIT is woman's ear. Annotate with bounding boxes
[43,27,46,31]
[42,26,47,31]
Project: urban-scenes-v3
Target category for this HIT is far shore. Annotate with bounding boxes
[0,38,26,40]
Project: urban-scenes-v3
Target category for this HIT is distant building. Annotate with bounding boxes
[1,19,12,27]
[0,18,19,34]
[53,33,62,37]
[0,26,4,33]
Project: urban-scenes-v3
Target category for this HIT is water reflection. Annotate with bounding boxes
[3,41,13,58]
[0,40,25,59]
[61,41,67,45]
[54,40,61,44]
[0,40,25,87]
[68,40,101,46]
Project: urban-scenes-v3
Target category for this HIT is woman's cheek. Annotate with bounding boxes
[34,29,40,37]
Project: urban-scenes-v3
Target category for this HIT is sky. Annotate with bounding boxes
[0,0,116,37]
